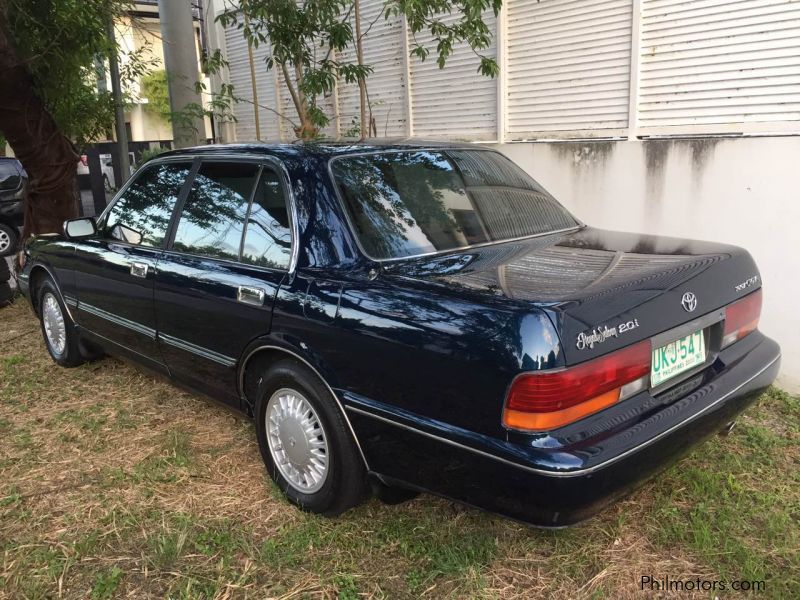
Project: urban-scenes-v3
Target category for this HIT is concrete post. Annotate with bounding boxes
[106,18,131,187]
[158,0,204,148]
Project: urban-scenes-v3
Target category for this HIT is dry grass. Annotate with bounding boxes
[1,298,799,599]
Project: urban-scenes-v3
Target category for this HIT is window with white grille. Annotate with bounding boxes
[223,22,281,141]
[505,0,634,139]
[407,10,497,139]
[637,0,800,133]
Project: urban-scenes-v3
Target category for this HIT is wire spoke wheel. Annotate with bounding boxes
[266,387,329,493]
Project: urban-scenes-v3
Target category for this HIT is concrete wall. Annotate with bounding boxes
[494,136,799,393]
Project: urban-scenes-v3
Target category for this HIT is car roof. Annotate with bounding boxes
[155,138,482,161]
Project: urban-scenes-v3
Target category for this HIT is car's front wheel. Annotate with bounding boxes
[37,278,85,368]
[255,359,369,515]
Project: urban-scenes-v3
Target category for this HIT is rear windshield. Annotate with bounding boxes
[330,150,578,260]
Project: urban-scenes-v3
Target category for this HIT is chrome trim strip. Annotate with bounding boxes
[238,344,369,470]
[158,332,237,367]
[78,302,157,340]
[346,351,780,478]
[326,148,584,264]
[63,295,79,308]
[78,326,168,367]
[650,309,725,349]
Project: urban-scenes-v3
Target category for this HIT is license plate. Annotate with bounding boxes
[651,330,706,387]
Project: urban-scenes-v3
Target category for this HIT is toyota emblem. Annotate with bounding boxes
[681,292,698,312]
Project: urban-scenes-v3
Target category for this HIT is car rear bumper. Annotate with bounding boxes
[345,331,781,526]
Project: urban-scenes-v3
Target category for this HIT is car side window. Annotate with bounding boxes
[171,162,260,261]
[102,162,192,247]
[240,169,292,270]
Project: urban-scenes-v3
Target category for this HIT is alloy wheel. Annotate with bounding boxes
[266,387,329,493]
[42,293,66,355]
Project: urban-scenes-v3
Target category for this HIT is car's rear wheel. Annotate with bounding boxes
[0,223,18,257]
[37,279,85,368]
[254,359,368,515]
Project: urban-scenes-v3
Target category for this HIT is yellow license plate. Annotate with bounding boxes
[651,330,706,387]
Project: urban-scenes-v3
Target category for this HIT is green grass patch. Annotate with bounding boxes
[91,566,123,600]
[649,388,800,598]
[132,428,194,484]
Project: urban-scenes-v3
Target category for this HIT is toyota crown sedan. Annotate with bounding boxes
[18,141,780,526]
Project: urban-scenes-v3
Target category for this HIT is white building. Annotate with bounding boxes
[207,0,800,392]
[115,1,212,143]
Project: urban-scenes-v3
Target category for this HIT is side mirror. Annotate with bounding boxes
[63,217,97,239]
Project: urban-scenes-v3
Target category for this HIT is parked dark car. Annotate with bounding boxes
[18,142,780,526]
[0,157,27,257]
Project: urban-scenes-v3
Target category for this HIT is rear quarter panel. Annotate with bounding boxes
[271,271,563,438]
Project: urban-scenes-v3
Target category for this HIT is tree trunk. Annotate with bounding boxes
[0,5,79,240]
[354,0,367,139]
[281,60,317,140]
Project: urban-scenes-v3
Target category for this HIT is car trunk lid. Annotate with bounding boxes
[383,227,761,366]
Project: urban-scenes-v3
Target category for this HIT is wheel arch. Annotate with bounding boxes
[238,340,369,470]
[28,263,55,311]
[26,262,79,322]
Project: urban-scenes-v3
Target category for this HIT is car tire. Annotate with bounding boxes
[0,281,13,307]
[0,223,18,257]
[254,359,369,516]
[372,479,421,505]
[0,257,10,281]
[37,278,85,368]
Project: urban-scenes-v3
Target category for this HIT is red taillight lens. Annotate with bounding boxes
[722,289,762,348]
[503,340,651,431]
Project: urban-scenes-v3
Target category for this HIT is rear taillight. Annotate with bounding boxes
[722,289,762,348]
[503,340,651,432]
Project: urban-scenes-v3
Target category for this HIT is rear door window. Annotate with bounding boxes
[102,162,192,247]
[171,162,260,261]
[240,169,293,269]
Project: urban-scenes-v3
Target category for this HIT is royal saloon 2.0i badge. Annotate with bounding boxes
[18,141,781,526]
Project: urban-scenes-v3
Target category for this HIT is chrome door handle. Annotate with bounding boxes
[130,262,149,278]
[238,285,266,306]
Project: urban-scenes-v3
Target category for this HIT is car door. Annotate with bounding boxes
[154,160,294,406]
[73,160,195,369]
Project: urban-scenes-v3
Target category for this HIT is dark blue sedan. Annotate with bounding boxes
[18,141,780,526]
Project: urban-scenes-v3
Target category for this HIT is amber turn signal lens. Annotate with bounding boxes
[503,388,621,431]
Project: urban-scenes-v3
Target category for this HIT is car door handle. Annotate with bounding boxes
[130,262,149,278]
[237,285,266,306]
